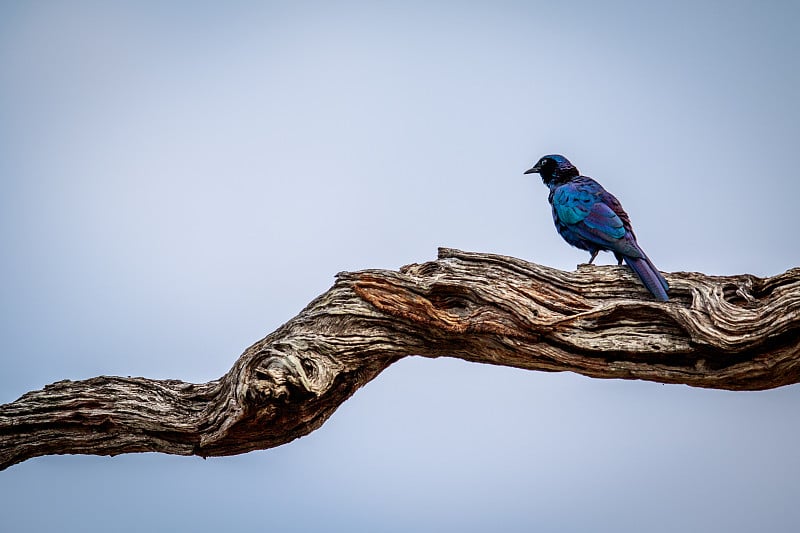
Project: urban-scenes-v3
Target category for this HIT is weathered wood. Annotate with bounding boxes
[2,248,799,470]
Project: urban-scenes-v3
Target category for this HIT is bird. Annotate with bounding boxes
[524,154,669,301]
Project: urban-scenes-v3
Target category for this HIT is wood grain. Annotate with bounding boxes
[2,248,798,470]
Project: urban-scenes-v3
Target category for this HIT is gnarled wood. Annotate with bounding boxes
[2,248,799,470]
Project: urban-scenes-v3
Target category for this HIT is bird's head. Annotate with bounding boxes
[524,154,579,185]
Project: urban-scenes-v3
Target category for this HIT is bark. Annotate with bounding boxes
[2,248,799,471]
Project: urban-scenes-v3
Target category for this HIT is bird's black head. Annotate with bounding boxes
[524,154,579,185]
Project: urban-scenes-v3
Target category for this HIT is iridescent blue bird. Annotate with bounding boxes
[525,154,669,301]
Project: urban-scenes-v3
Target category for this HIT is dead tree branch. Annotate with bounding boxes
[2,248,799,470]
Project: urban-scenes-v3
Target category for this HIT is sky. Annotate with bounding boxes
[1,1,799,531]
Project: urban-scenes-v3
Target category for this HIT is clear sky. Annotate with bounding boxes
[1,1,799,531]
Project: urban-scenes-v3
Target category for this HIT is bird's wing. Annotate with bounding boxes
[582,201,626,240]
[554,183,641,256]
[553,183,625,238]
[575,205,642,257]
[600,190,635,238]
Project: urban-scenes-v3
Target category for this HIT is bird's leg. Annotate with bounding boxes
[587,250,599,264]
[614,252,624,265]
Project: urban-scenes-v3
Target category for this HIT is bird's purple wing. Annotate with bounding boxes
[553,182,641,257]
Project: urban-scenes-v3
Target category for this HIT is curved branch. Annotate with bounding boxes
[2,248,799,470]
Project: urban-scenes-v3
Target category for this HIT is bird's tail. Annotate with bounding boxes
[623,254,669,301]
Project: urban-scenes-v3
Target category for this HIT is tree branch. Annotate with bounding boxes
[2,248,799,470]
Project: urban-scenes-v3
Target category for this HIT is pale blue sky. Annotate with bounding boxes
[1,1,799,531]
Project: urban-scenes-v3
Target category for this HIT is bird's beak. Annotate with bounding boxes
[524,165,540,175]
